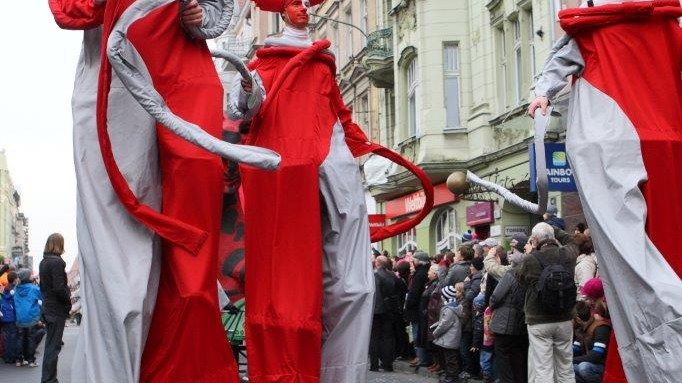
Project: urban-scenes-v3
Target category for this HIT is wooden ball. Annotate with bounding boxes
[446,171,468,194]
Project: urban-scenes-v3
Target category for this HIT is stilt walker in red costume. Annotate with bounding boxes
[94,0,280,382]
[228,1,434,382]
[528,1,682,382]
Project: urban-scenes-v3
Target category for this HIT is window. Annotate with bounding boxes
[527,9,536,78]
[435,208,458,253]
[332,23,340,61]
[272,13,281,34]
[513,19,523,104]
[345,9,353,64]
[360,0,368,45]
[407,58,419,136]
[443,43,461,128]
[397,227,417,254]
[496,26,508,110]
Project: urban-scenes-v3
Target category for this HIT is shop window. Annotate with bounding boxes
[397,227,417,254]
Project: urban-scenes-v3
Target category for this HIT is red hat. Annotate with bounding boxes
[581,277,604,300]
[254,0,325,12]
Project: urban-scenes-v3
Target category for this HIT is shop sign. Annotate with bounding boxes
[368,214,386,228]
[504,225,529,236]
[385,183,459,219]
[529,143,577,192]
[466,201,494,226]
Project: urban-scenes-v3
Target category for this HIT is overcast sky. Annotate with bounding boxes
[1,2,83,271]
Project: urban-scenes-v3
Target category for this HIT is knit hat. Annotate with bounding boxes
[441,285,457,302]
[413,251,430,263]
[581,277,604,300]
[254,0,324,12]
[17,268,32,283]
[473,292,486,312]
[471,257,484,271]
[510,232,528,252]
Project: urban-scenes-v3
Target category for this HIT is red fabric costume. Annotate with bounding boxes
[98,1,238,382]
[240,40,432,383]
[556,2,682,382]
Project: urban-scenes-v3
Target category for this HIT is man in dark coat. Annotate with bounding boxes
[369,256,405,372]
[516,223,578,383]
[39,233,71,383]
[404,251,431,365]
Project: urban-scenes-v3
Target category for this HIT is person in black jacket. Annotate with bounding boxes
[369,256,405,372]
[39,233,71,383]
[404,251,431,366]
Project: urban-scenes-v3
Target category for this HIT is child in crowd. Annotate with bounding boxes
[1,271,18,364]
[432,284,464,383]
[13,269,42,367]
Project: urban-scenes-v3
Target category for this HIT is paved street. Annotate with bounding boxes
[0,324,77,383]
[0,325,467,383]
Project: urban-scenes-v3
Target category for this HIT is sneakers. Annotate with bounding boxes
[28,361,40,367]
[15,361,22,367]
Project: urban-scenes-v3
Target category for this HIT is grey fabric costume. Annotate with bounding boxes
[534,34,682,383]
[70,27,161,383]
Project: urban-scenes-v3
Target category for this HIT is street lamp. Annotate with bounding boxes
[308,12,368,40]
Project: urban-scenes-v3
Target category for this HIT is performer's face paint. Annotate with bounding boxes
[283,0,309,29]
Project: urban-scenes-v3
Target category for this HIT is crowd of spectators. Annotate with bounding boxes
[370,212,609,383]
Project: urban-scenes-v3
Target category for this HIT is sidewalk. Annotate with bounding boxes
[391,359,485,382]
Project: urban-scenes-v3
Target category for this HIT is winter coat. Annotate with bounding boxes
[444,260,471,287]
[14,282,42,328]
[489,268,527,335]
[417,279,438,346]
[432,300,464,349]
[0,287,16,323]
[464,271,483,304]
[404,264,429,323]
[374,268,404,315]
[39,254,72,318]
[575,253,598,299]
[483,252,512,281]
[516,228,578,325]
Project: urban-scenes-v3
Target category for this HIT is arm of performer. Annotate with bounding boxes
[49,0,106,29]
[225,72,266,121]
[527,37,585,118]
[182,0,229,38]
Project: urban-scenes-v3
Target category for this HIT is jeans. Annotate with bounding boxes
[41,314,66,383]
[2,322,18,362]
[16,325,36,363]
[480,348,496,380]
[574,362,604,383]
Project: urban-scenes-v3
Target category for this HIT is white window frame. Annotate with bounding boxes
[497,26,508,110]
[398,227,417,254]
[443,43,461,128]
[345,8,353,65]
[407,58,419,136]
[435,207,458,253]
[360,0,368,46]
[513,19,523,105]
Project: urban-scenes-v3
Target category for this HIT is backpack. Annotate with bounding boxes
[533,249,576,314]
[0,290,16,323]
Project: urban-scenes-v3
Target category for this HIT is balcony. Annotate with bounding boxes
[361,28,394,88]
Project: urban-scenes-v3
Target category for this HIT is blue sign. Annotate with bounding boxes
[529,143,577,192]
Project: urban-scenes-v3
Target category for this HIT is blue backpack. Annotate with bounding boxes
[0,290,16,323]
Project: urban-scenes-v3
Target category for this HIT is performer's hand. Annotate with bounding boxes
[527,95,549,118]
[241,78,252,93]
[181,0,203,27]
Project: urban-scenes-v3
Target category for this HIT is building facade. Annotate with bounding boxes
[214,0,585,257]
[0,150,30,267]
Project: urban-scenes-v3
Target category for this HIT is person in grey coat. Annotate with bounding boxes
[432,285,464,383]
[490,256,529,383]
